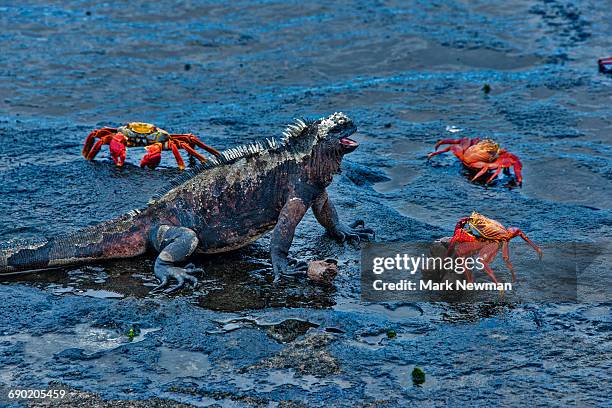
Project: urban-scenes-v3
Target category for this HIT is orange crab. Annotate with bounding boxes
[448,212,542,283]
[82,122,220,170]
[427,137,523,185]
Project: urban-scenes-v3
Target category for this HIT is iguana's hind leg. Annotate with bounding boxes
[150,225,202,294]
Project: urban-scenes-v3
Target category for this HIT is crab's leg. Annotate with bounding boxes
[188,136,221,157]
[168,140,186,170]
[450,241,484,283]
[82,132,98,158]
[513,163,523,185]
[176,140,208,163]
[513,165,523,185]
[463,261,474,283]
[478,242,501,283]
[453,241,482,283]
[485,166,503,183]
[508,228,543,259]
[427,146,454,160]
[469,162,495,182]
[85,134,114,161]
[501,241,515,282]
[511,161,523,185]
[82,128,116,158]
[434,138,462,150]
[482,263,499,284]
[170,134,221,157]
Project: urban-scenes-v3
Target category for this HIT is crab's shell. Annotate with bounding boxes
[127,122,157,134]
[464,139,500,163]
[467,212,508,240]
[118,122,170,147]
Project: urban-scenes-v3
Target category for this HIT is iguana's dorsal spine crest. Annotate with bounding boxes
[148,118,313,203]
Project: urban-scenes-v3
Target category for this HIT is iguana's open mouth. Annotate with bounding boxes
[339,137,359,147]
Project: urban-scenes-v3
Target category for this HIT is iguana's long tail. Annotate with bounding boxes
[0,213,149,275]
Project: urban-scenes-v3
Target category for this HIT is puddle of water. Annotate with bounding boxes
[358,333,388,348]
[76,289,125,299]
[157,347,211,379]
[0,323,159,359]
[359,330,424,348]
[336,302,423,320]
[48,284,76,295]
[388,139,432,158]
[373,164,419,193]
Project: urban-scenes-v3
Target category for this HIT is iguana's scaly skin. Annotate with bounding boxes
[0,113,373,292]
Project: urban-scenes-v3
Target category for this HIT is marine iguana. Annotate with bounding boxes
[0,112,374,292]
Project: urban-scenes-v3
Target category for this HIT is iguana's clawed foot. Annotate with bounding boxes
[152,262,202,294]
[287,257,309,271]
[269,257,309,283]
[251,257,308,283]
[332,220,375,244]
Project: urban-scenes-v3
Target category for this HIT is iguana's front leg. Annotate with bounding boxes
[270,197,309,280]
[312,190,375,243]
[150,225,202,293]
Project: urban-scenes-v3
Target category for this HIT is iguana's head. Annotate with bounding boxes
[312,112,359,155]
[282,112,358,157]
[286,112,358,186]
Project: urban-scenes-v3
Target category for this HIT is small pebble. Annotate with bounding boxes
[307,259,338,285]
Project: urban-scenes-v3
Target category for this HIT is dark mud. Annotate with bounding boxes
[0,1,610,407]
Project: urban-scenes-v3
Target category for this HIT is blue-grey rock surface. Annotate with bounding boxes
[0,1,610,406]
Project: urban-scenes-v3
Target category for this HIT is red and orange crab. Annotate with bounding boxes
[448,212,543,283]
[427,137,523,185]
[82,122,221,170]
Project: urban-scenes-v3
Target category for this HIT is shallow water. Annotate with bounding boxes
[0,0,610,406]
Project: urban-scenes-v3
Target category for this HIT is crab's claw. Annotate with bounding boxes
[140,143,163,169]
[109,133,127,166]
[499,151,523,186]
[513,161,523,186]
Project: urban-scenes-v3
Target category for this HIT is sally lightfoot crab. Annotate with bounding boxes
[448,212,543,283]
[427,137,523,185]
[82,122,221,169]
